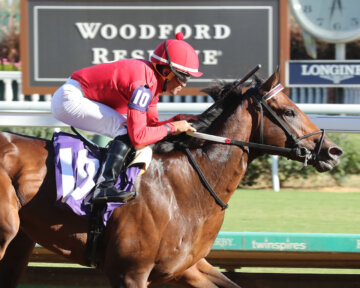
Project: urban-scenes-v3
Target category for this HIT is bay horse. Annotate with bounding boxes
[0,68,342,287]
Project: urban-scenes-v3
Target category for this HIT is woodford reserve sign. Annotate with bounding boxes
[20,0,289,94]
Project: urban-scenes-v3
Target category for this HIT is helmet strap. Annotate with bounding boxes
[153,63,172,92]
[164,40,189,83]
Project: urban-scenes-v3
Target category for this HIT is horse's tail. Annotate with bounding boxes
[0,132,19,176]
[0,131,50,206]
[0,133,22,259]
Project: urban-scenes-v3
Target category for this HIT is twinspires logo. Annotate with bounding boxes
[288,61,360,87]
[251,239,306,251]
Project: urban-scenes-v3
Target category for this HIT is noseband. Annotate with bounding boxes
[247,83,326,166]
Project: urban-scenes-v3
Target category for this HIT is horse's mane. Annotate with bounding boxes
[153,76,262,154]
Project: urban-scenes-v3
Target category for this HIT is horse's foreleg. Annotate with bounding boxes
[195,258,240,288]
[172,258,241,288]
[108,268,151,288]
[0,170,20,259]
[0,229,35,288]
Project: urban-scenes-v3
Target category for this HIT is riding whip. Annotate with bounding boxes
[193,64,262,130]
[225,64,262,96]
[186,131,299,155]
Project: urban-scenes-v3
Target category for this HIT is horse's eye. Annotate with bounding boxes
[284,110,295,117]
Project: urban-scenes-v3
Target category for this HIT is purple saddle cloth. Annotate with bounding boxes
[53,132,141,225]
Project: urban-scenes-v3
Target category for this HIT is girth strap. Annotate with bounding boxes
[184,148,228,210]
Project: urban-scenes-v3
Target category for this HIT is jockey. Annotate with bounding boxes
[51,32,203,203]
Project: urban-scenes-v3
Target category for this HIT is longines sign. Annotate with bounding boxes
[21,0,287,94]
[286,60,360,87]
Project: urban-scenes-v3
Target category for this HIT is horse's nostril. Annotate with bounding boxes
[328,146,343,157]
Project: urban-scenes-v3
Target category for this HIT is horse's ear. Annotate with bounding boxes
[260,66,280,92]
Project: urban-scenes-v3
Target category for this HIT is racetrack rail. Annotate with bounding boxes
[23,232,360,287]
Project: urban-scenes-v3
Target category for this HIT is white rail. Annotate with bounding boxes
[1,102,360,132]
[1,70,360,132]
[2,101,360,113]
[0,71,52,102]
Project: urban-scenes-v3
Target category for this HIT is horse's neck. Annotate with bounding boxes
[199,104,252,204]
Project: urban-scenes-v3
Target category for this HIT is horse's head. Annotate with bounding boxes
[247,68,343,172]
[155,67,343,173]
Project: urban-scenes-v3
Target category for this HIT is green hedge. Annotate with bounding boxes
[0,63,20,71]
[0,127,94,141]
[0,126,59,139]
[241,133,360,187]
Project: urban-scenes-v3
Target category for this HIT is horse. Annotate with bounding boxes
[0,68,343,287]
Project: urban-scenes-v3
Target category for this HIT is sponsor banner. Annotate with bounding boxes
[286,60,360,87]
[22,0,283,93]
[213,231,360,253]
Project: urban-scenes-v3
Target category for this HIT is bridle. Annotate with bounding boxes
[247,83,326,166]
[184,66,326,210]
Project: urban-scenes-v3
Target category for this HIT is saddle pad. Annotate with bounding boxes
[53,132,142,225]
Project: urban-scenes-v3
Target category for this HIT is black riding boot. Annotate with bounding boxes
[92,135,134,204]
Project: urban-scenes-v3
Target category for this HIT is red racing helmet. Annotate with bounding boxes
[151,32,203,79]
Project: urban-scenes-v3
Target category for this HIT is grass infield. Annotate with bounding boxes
[222,188,360,234]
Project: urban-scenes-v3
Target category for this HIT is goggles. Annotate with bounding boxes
[174,69,191,83]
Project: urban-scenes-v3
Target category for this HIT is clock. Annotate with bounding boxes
[289,0,360,43]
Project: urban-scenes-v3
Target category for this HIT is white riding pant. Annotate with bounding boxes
[52,78,127,138]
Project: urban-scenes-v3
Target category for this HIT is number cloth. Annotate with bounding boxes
[53,131,143,225]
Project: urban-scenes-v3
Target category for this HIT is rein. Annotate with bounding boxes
[184,81,326,210]
[184,148,228,210]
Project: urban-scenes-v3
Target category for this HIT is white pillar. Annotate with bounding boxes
[185,95,193,103]
[44,94,52,101]
[308,88,314,103]
[17,78,25,101]
[299,87,306,103]
[335,43,346,60]
[292,87,298,103]
[4,79,13,101]
[271,155,280,192]
[31,93,40,101]
[315,87,321,103]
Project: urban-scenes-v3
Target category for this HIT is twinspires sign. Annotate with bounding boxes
[287,60,360,87]
[21,0,281,94]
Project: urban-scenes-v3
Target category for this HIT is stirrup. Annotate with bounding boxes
[92,190,137,204]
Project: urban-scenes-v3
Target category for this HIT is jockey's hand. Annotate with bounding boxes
[176,114,198,121]
[171,120,196,134]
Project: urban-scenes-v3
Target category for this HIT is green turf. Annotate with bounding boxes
[221,189,360,233]
[19,286,91,288]
[235,268,360,274]
[19,286,96,288]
